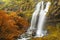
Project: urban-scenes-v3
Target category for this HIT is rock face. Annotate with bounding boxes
[0,10,29,40]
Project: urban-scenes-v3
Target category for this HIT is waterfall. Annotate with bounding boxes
[27,1,51,37]
[18,1,51,40]
[35,1,51,37]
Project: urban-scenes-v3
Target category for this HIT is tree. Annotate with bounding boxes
[0,10,29,40]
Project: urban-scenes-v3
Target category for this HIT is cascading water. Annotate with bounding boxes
[18,1,51,40]
[27,1,51,37]
[35,1,51,37]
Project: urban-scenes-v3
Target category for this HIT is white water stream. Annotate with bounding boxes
[36,1,51,37]
[18,1,51,40]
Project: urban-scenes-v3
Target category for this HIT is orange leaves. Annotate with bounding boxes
[0,10,29,40]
